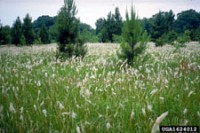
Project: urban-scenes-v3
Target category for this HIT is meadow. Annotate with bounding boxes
[0,42,200,132]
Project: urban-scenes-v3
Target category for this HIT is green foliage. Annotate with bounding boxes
[155,36,165,47]
[33,15,56,43]
[23,14,34,45]
[166,31,178,44]
[95,7,123,42]
[12,17,22,45]
[80,30,98,43]
[177,30,191,44]
[196,27,200,43]
[113,34,122,43]
[49,25,58,42]
[155,31,178,46]
[33,15,56,29]
[39,24,50,44]
[119,6,148,65]
[80,23,98,43]
[175,9,200,33]
[0,24,12,45]
[20,35,26,46]
[95,18,105,35]
[56,0,86,58]
[151,10,175,42]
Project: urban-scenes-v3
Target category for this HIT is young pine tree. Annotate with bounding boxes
[12,17,22,46]
[119,6,148,65]
[56,0,86,59]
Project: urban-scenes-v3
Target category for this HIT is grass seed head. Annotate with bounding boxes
[106,122,111,129]
[9,103,16,114]
[76,126,81,133]
[42,109,47,117]
[151,111,168,133]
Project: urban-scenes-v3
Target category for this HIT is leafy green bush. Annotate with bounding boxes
[155,36,165,46]
[166,31,178,44]
[177,30,191,45]
[20,35,26,46]
[113,34,122,43]
[80,30,98,43]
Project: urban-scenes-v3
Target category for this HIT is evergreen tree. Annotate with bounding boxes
[39,24,50,44]
[166,10,175,32]
[105,12,115,42]
[23,14,34,45]
[113,7,123,35]
[151,11,175,46]
[151,11,166,41]
[95,18,105,35]
[0,25,12,45]
[95,7,123,42]
[12,17,22,46]
[119,6,148,65]
[56,0,86,58]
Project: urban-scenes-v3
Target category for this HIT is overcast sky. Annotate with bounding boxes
[0,0,200,28]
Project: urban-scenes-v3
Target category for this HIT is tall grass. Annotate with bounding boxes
[0,43,200,132]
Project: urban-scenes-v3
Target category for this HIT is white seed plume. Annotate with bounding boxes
[85,89,91,98]
[147,104,153,112]
[20,115,23,121]
[37,80,41,87]
[183,108,187,114]
[151,112,168,133]
[76,126,81,133]
[42,109,47,117]
[188,91,193,97]
[159,97,164,100]
[45,72,48,78]
[20,107,24,114]
[57,101,64,110]
[98,114,103,118]
[130,110,135,120]
[72,111,77,119]
[34,104,37,111]
[62,112,70,116]
[0,105,3,113]
[40,101,44,106]
[142,108,146,116]
[150,89,158,95]
[181,119,188,126]
[9,103,16,114]
[106,122,111,129]
[197,111,200,117]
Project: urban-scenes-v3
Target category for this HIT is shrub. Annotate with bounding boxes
[177,30,191,45]
[113,34,123,43]
[155,36,165,47]
[166,31,178,44]
[20,35,26,46]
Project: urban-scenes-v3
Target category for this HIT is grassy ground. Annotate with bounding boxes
[0,42,200,132]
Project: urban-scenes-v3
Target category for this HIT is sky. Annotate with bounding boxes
[0,0,200,28]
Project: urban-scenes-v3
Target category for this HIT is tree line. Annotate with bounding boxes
[0,7,200,45]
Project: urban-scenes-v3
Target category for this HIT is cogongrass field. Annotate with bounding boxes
[0,43,200,132]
